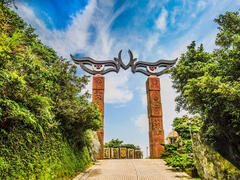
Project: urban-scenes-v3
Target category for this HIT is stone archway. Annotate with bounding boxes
[71,50,177,159]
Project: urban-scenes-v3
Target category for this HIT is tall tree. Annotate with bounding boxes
[171,10,240,168]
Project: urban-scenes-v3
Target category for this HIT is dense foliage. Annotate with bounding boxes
[173,115,202,139]
[171,10,240,168]
[161,115,200,174]
[0,3,101,179]
[104,139,141,150]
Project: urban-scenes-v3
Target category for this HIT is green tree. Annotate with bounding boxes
[0,3,101,179]
[173,115,202,139]
[104,139,123,148]
[161,115,201,173]
[122,144,140,150]
[104,139,141,150]
[171,10,240,168]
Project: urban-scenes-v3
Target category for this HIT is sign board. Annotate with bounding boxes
[111,148,119,159]
[128,149,134,159]
[104,148,110,159]
[120,148,127,159]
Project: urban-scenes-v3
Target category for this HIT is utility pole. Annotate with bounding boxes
[146,146,149,158]
[188,120,194,147]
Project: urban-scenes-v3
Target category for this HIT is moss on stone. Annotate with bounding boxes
[193,134,240,180]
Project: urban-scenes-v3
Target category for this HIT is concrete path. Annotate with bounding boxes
[74,159,191,180]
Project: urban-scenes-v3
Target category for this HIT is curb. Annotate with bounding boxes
[73,161,100,180]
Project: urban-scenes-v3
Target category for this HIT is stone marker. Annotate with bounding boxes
[111,148,119,159]
[135,150,142,159]
[146,76,165,158]
[120,148,127,159]
[128,149,134,159]
[104,148,110,159]
[92,74,105,159]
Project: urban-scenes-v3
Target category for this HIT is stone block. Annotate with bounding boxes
[120,148,127,159]
[148,103,162,117]
[92,75,105,159]
[135,150,142,159]
[146,76,165,158]
[147,91,161,103]
[149,117,163,131]
[93,75,104,90]
[92,90,104,106]
[146,76,160,91]
[104,148,111,159]
[111,148,119,159]
[128,149,135,159]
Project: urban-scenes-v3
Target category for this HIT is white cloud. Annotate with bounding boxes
[137,87,147,107]
[141,94,147,107]
[105,71,133,104]
[164,0,234,60]
[170,40,191,59]
[134,114,148,133]
[191,1,207,18]
[197,1,207,11]
[156,48,170,59]
[170,7,179,25]
[15,0,133,105]
[155,8,168,32]
[146,33,159,51]
[160,75,189,138]
[15,0,96,58]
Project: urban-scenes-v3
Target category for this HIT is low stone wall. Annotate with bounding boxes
[104,148,142,159]
[192,134,240,180]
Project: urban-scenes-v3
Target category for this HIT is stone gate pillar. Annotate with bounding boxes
[92,74,104,159]
[146,76,165,158]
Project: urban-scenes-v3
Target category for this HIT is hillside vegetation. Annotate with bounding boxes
[161,115,201,176]
[0,3,101,179]
[171,10,240,169]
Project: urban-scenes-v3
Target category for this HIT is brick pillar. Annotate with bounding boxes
[146,76,165,158]
[92,74,104,159]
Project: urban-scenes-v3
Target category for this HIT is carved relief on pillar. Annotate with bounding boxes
[149,131,153,144]
[150,117,163,130]
[92,75,104,159]
[149,91,161,103]
[152,132,164,143]
[92,90,104,104]
[97,129,104,142]
[146,76,165,158]
[150,144,154,156]
[148,103,162,117]
[93,75,104,90]
[146,76,160,91]
[92,89,104,123]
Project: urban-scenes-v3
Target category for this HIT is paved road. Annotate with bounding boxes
[74,159,191,180]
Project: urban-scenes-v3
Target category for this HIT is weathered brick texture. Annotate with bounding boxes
[146,76,165,158]
[92,75,104,159]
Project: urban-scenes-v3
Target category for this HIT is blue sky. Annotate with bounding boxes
[15,0,239,157]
